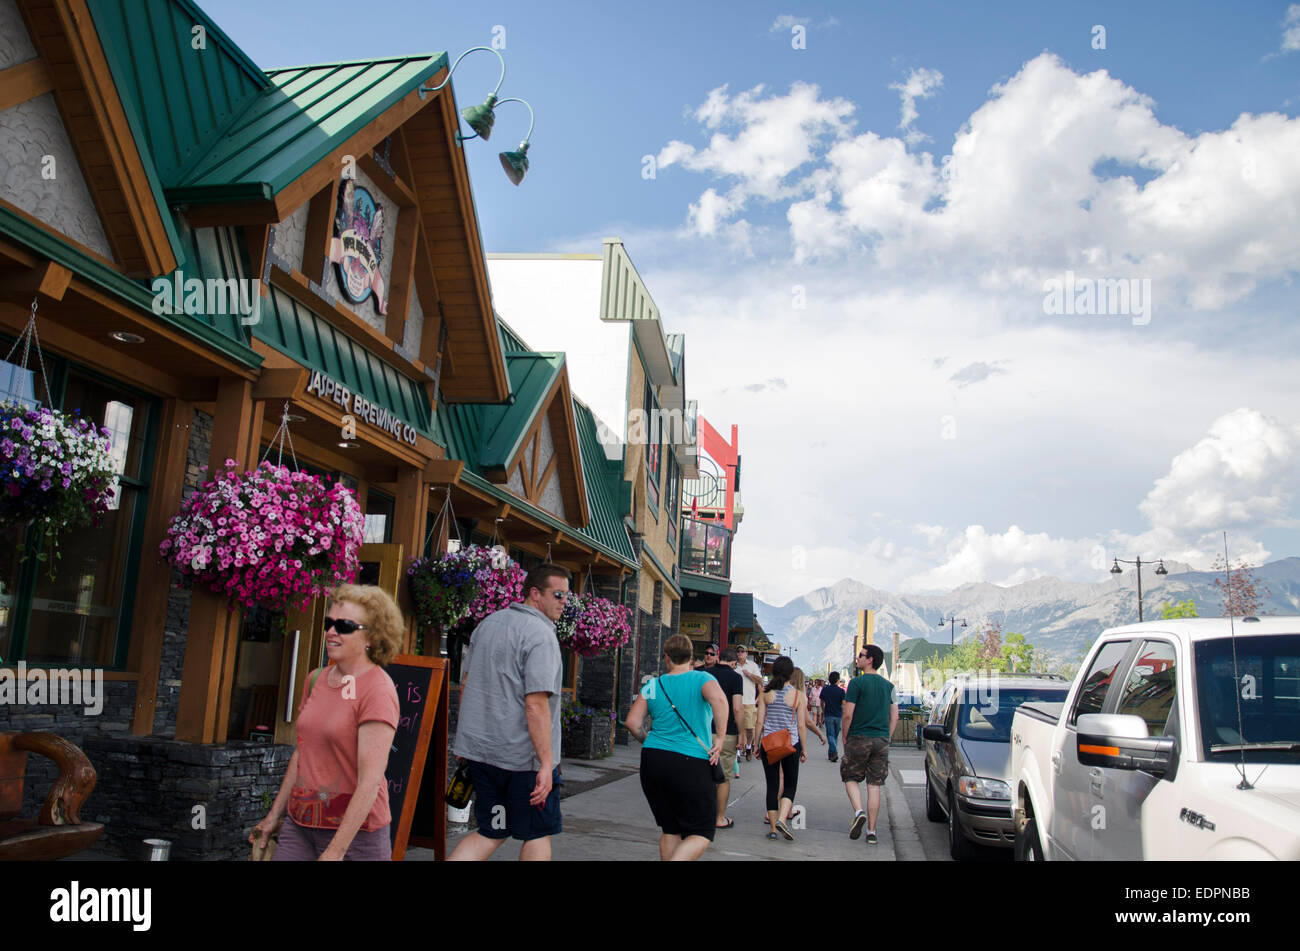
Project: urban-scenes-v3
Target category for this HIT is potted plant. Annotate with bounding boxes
[0,401,117,576]
[159,459,363,612]
[560,699,616,759]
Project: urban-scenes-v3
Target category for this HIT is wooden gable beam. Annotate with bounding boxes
[301,178,340,285]
[385,200,419,342]
[0,57,55,112]
[19,0,178,277]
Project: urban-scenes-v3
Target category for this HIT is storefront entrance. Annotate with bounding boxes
[226,542,404,744]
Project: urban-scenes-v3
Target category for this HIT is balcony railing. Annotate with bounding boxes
[680,517,731,579]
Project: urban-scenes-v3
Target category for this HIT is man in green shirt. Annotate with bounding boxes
[839,644,898,843]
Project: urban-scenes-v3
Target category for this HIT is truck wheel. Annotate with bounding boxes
[925,769,945,822]
[1015,814,1045,862]
[948,789,977,861]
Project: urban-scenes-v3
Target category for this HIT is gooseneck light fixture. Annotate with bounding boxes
[494,97,534,186]
[418,47,536,185]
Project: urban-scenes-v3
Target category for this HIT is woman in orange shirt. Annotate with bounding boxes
[250,584,402,861]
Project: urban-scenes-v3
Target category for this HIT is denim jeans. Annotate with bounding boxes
[824,717,842,756]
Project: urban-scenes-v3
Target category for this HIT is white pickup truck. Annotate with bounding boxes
[1010,617,1300,860]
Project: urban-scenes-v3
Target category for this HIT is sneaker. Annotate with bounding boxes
[866,830,878,844]
[849,811,866,840]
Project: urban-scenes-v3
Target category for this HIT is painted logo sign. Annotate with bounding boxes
[329,178,388,314]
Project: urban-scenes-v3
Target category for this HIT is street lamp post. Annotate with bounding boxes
[938,616,967,645]
[1110,557,1168,622]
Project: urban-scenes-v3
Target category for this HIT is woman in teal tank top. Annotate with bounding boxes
[625,633,729,861]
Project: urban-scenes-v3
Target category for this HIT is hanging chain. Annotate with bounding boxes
[423,485,462,553]
[3,297,53,408]
[259,401,300,471]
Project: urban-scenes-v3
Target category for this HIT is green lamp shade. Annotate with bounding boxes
[500,144,529,185]
[462,95,497,141]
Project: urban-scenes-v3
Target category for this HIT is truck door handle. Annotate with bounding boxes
[1051,751,1062,775]
[1089,767,1103,797]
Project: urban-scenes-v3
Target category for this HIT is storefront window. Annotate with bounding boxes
[364,490,394,543]
[1,364,155,669]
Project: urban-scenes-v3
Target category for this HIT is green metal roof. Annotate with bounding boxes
[0,206,261,370]
[168,55,448,203]
[479,352,563,468]
[90,0,269,189]
[92,2,447,205]
[433,340,637,567]
[897,639,957,663]
[681,572,730,597]
[259,286,433,435]
[729,592,755,631]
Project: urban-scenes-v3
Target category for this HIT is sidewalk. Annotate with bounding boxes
[411,739,921,861]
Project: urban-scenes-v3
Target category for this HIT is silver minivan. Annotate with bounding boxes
[923,675,1070,860]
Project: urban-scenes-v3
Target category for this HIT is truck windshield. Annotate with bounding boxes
[1196,634,1300,763]
[958,688,1069,742]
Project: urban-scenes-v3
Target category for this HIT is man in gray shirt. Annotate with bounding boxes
[450,563,570,861]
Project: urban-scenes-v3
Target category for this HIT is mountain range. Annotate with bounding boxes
[754,557,1300,673]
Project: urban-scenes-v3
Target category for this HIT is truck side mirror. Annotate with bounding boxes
[1076,713,1176,777]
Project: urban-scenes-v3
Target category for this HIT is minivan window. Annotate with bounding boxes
[1070,640,1132,724]
[958,687,1070,742]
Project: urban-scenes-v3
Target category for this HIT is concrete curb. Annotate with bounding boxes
[886,767,925,860]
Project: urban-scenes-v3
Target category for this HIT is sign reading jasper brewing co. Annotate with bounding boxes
[305,370,418,447]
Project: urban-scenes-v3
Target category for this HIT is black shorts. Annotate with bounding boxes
[639,747,717,841]
[467,760,563,841]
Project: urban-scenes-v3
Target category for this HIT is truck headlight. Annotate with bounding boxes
[958,777,1011,800]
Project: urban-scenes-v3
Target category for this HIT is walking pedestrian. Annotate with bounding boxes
[250,584,402,861]
[790,668,826,746]
[705,647,745,829]
[448,563,571,861]
[736,645,763,760]
[809,677,823,728]
[625,634,730,861]
[820,671,846,762]
[839,645,898,844]
[756,655,808,842]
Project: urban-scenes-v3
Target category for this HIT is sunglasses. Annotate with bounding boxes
[324,617,368,634]
[548,589,569,601]
[705,651,717,657]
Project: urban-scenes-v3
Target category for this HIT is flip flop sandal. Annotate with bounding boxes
[717,818,735,830]
[767,831,779,840]
[776,820,794,841]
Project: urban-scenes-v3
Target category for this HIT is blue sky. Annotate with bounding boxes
[202,1,1300,605]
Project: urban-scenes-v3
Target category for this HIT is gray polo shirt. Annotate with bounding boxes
[452,602,562,772]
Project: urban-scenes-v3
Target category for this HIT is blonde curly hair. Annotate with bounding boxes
[329,584,405,667]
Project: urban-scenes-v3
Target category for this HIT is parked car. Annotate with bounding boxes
[1010,617,1300,860]
[923,675,1071,860]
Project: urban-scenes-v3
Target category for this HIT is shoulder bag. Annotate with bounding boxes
[658,676,727,784]
[760,686,798,762]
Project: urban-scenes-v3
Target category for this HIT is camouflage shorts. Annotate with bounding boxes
[839,736,890,785]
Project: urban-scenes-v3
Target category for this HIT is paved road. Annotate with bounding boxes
[418,738,1013,861]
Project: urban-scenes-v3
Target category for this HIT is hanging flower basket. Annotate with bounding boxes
[159,459,363,612]
[555,594,632,657]
[407,544,526,637]
[0,400,117,574]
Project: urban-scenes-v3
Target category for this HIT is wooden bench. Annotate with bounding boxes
[0,732,104,861]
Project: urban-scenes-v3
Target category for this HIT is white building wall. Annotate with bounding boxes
[487,257,629,460]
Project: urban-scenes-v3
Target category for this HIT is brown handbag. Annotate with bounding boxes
[760,687,797,762]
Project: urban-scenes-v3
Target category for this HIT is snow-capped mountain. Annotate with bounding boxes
[754,557,1300,672]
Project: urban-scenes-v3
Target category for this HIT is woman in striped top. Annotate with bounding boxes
[757,655,809,841]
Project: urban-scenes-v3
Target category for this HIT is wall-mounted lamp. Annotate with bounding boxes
[418,47,535,185]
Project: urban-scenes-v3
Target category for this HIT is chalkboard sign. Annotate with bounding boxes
[383,655,447,860]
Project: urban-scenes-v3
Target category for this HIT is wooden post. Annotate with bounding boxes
[127,398,195,735]
[391,466,428,654]
[175,378,261,744]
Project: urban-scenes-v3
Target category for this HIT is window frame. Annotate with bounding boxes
[1069,639,1137,726]
[1,356,159,670]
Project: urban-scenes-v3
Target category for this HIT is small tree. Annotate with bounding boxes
[1211,557,1269,617]
[1001,631,1037,673]
[972,620,1007,672]
[1158,598,1198,619]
